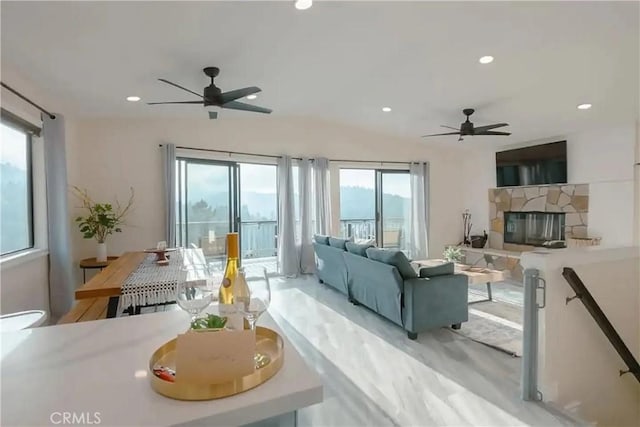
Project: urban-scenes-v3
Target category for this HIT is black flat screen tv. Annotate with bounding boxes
[496,141,567,187]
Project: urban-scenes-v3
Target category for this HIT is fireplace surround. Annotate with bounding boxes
[504,211,565,246]
[488,184,589,250]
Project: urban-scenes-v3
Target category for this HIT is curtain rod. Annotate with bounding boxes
[159,144,410,165]
[1,82,55,119]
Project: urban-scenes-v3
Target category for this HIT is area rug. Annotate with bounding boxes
[454,292,523,357]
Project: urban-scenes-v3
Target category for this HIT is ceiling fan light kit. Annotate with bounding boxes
[422,108,511,141]
[148,66,272,119]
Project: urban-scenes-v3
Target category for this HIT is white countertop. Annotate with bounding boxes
[0,309,323,427]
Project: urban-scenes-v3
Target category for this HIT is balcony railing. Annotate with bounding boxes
[178,217,409,260]
[339,217,407,248]
[177,220,277,259]
[340,218,376,241]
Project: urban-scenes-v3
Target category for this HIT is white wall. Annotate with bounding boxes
[0,254,49,315]
[460,149,495,238]
[634,121,640,246]
[568,124,636,246]
[521,247,640,426]
[462,122,639,247]
[66,117,466,276]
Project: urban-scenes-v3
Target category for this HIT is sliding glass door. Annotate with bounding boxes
[176,159,237,259]
[176,159,278,272]
[340,168,410,252]
[339,169,376,241]
[379,171,410,251]
[239,163,277,264]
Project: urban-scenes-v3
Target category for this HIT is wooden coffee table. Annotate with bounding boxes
[413,259,509,304]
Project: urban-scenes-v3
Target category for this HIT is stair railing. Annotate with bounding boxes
[562,267,640,382]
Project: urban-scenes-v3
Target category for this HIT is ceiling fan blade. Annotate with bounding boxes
[208,111,218,120]
[220,87,262,103]
[440,125,460,131]
[146,101,203,105]
[222,101,272,114]
[158,79,203,98]
[473,123,509,133]
[421,131,461,137]
[477,130,511,136]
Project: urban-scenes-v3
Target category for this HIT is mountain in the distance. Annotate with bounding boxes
[340,186,409,220]
[181,184,409,223]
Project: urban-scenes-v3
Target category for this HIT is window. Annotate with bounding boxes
[339,169,376,241]
[1,120,34,255]
[339,168,411,252]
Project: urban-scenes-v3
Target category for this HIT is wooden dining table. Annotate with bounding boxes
[75,251,148,317]
[75,249,207,318]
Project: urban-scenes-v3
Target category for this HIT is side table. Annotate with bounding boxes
[79,256,119,283]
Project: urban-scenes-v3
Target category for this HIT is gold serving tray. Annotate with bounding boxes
[149,326,284,401]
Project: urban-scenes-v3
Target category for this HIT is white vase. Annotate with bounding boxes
[96,242,107,262]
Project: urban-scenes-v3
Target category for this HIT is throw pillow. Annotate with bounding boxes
[328,237,351,250]
[313,235,330,245]
[365,247,417,279]
[419,262,455,278]
[345,241,373,257]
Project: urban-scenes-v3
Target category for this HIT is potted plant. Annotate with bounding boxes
[72,186,134,262]
[443,246,464,264]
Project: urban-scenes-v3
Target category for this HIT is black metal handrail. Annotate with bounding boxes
[562,267,640,382]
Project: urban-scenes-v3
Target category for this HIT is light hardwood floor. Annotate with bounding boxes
[268,275,579,427]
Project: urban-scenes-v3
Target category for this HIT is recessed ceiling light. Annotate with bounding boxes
[295,0,312,10]
[126,96,141,102]
[577,103,592,110]
[382,107,392,112]
[479,56,494,64]
[246,94,257,100]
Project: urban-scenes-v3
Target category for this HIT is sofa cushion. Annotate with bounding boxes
[355,238,376,246]
[419,262,455,278]
[345,241,373,257]
[328,237,350,250]
[313,235,330,245]
[365,248,417,279]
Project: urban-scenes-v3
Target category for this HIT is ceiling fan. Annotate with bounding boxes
[148,66,272,119]
[422,108,510,141]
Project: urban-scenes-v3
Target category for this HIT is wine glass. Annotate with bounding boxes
[237,267,271,330]
[236,267,271,367]
[176,264,218,326]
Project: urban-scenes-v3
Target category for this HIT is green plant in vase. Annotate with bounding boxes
[443,246,464,263]
[72,186,134,262]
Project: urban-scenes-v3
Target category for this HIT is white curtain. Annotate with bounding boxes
[277,156,299,276]
[298,158,315,273]
[409,162,430,260]
[163,144,176,247]
[43,114,75,321]
[313,157,332,235]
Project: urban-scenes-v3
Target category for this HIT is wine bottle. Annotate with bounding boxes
[218,233,244,330]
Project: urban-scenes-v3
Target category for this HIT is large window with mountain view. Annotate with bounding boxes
[1,121,33,256]
[339,168,410,252]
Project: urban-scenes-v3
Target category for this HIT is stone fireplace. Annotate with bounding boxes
[488,184,589,250]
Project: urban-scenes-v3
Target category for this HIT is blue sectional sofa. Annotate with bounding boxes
[313,236,468,339]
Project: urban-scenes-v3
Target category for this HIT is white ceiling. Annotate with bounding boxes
[1,1,638,146]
